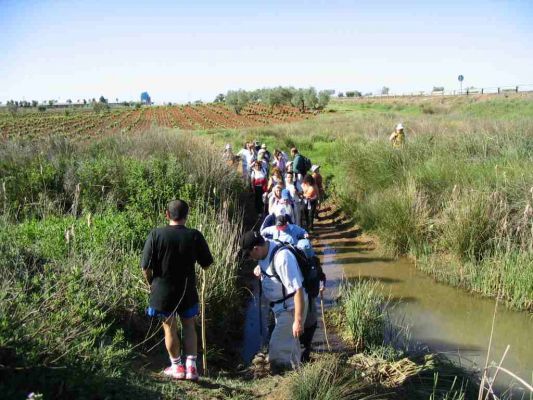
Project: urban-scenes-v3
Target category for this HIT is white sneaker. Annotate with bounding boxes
[163,364,186,380]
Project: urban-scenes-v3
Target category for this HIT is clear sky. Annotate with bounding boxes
[1,0,532,104]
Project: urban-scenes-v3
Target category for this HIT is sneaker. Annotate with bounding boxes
[163,364,185,380]
[186,365,199,381]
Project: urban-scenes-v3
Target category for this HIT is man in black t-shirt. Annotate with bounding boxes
[141,199,213,381]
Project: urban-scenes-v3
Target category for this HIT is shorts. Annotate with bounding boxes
[146,303,199,319]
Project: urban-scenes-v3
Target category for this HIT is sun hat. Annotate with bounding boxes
[261,143,267,149]
[396,123,404,130]
[281,189,291,200]
[240,231,265,256]
[310,165,320,173]
[225,143,231,150]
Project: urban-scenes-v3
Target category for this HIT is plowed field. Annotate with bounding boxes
[0,104,314,140]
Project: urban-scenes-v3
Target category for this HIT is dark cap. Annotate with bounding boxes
[275,214,288,227]
[240,231,265,255]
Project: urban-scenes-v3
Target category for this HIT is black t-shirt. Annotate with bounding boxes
[141,225,213,313]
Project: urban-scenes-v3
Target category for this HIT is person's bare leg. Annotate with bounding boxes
[181,316,197,356]
[162,316,180,358]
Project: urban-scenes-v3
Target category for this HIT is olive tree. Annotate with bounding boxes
[317,90,331,109]
[226,90,250,115]
[303,87,318,110]
[291,89,305,112]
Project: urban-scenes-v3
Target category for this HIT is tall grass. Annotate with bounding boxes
[0,129,245,398]
[339,280,390,351]
[282,355,385,400]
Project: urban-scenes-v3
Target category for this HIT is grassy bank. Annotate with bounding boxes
[200,94,533,310]
[0,130,246,399]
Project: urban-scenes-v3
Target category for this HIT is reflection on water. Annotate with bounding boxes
[323,244,533,391]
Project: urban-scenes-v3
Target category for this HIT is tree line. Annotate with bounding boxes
[217,87,331,115]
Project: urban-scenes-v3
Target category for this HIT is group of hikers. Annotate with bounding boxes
[223,141,324,231]
[140,124,406,382]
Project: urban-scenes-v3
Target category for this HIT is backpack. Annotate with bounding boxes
[301,155,312,174]
[263,240,324,307]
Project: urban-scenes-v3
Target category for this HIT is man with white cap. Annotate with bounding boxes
[389,123,406,148]
[222,143,235,166]
[259,143,271,164]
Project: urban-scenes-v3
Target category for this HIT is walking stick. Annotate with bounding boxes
[320,292,331,351]
[201,269,208,375]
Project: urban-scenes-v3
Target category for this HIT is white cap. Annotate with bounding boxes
[396,123,404,130]
[261,143,267,149]
[311,165,320,173]
[225,143,231,150]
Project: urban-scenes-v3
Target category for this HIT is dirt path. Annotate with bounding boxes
[305,203,376,355]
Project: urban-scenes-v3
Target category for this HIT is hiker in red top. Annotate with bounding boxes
[250,160,268,218]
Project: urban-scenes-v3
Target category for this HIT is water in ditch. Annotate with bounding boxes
[316,235,532,395]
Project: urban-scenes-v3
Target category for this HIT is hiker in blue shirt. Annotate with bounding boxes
[260,214,308,244]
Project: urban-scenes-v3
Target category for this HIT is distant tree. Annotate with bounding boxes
[31,100,38,107]
[381,86,390,95]
[303,87,318,110]
[249,89,262,102]
[364,92,373,97]
[115,98,119,103]
[263,87,284,112]
[226,90,250,114]
[214,93,225,103]
[7,100,18,115]
[93,97,110,113]
[38,105,47,112]
[66,99,72,105]
[317,90,331,109]
[291,89,305,112]
[338,92,344,97]
[346,90,362,98]
[122,101,130,107]
[134,102,142,110]
[194,100,203,105]
[48,100,54,106]
[83,99,87,105]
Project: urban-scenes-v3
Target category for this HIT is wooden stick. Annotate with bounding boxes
[201,269,208,375]
[478,298,499,400]
[320,292,331,351]
[488,366,533,393]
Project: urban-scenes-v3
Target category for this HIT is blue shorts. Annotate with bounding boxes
[146,303,199,319]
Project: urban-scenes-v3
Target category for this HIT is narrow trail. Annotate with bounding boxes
[307,202,378,354]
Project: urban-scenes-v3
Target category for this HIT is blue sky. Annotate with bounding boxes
[1,0,532,104]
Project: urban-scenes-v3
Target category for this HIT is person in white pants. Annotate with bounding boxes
[240,231,308,371]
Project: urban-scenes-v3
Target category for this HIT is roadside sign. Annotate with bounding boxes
[458,75,464,82]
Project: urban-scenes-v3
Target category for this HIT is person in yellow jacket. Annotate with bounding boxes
[389,123,406,148]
